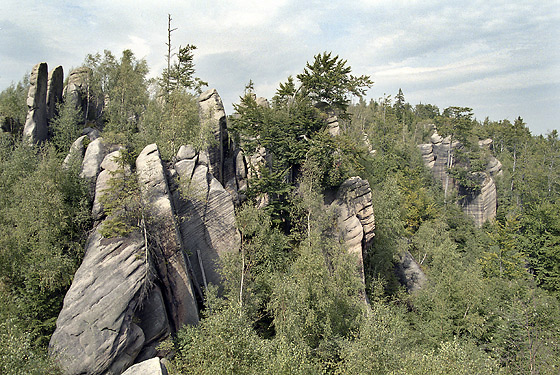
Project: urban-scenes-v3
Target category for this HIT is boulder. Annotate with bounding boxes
[49,228,149,375]
[46,66,64,121]
[395,251,427,292]
[62,135,88,169]
[176,144,196,161]
[81,137,108,180]
[121,358,168,375]
[136,144,199,330]
[23,62,49,143]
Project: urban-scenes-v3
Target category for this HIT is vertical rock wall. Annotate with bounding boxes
[418,132,502,227]
[46,65,64,121]
[23,62,49,143]
[136,144,199,330]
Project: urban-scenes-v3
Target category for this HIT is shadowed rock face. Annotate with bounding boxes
[171,145,240,295]
[198,89,229,186]
[46,66,64,121]
[23,62,49,143]
[395,251,427,292]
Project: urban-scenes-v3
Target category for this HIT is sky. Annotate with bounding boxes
[1,0,559,135]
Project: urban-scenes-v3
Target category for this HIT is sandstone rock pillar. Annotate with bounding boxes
[23,62,49,143]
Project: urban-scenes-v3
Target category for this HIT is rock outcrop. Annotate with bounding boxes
[121,357,168,375]
[171,145,240,294]
[198,89,228,186]
[63,66,102,122]
[330,177,375,288]
[395,251,427,292]
[23,62,49,143]
[136,144,199,329]
[46,66,64,122]
[49,228,150,375]
[418,132,502,227]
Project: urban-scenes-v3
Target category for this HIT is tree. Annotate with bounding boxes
[49,99,83,153]
[0,77,29,135]
[160,15,207,97]
[296,52,372,117]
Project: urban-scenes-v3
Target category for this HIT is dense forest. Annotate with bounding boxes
[0,41,559,374]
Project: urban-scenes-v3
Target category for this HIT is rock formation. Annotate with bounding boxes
[23,62,49,143]
[49,227,151,375]
[49,87,376,374]
[64,66,104,122]
[171,145,241,294]
[198,89,229,186]
[121,357,168,375]
[418,132,502,227]
[330,176,375,288]
[136,144,199,329]
[46,66,64,121]
[395,251,427,292]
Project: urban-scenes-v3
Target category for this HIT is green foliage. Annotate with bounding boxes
[138,90,202,160]
[0,303,61,374]
[480,215,529,279]
[98,150,143,238]
[0,143,90,346]
[0,76,29,135]
[50,98,83,152]
[296,52,372,117]
[86,49,149,144]
[161,44,207,95]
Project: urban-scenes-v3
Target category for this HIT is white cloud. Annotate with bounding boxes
[0,0,558,134]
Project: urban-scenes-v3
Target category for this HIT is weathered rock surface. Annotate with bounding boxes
[46,65,64,121]
[459,172,497,227]
[49,228,149,375]
[64,66,102,122]
[395,251,427,292]
[198,89,228,185]
[418,132,502,226]
[136,144,199,329]
[172,146,240,293]
[330,177,375,287]
[121,357,168,375]
[23,62,49,143]
[81,137,109,180]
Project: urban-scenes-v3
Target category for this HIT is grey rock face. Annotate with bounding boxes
[81,137,108,180]
[49,229,149,375]
[395,251,427,292]
[172,146,240,294]
[459,173,497,227]
[198,89,228,185]
[23,62,49,143]
[62,135,88,169]
[121,357,168,375]
[64,67,102,121]
[418,132,502,226]
[46,66,64,121]
[136,144,199,329]
[331,177,375,288]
